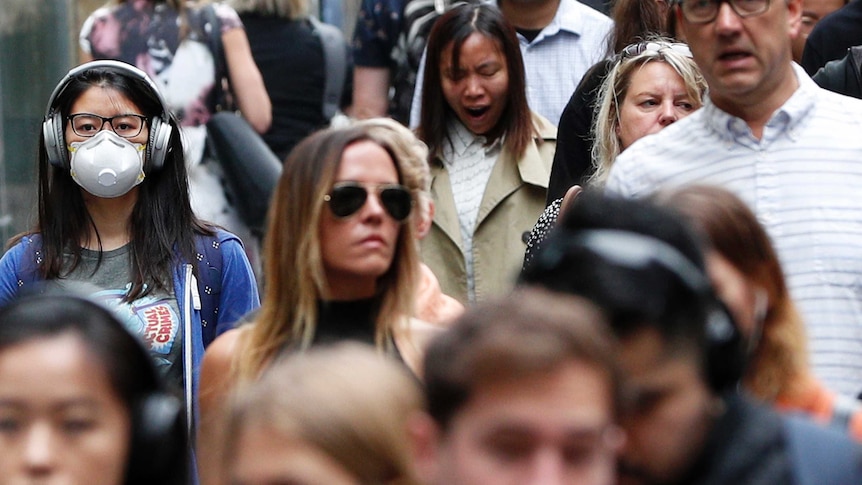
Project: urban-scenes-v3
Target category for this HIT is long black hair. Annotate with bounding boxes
[0,290,187,485]
[22,65,211,301]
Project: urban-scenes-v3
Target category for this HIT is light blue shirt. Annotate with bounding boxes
[410,0,613,127]
[606,63,862,398]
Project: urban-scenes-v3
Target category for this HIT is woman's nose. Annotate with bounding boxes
[23,423,57,477]
[659,102,680,126]
[464,75,484,97]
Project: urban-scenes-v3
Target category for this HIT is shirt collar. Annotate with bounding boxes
[490,0,577,41]
[442,119,502,163]
[703,63,815,143]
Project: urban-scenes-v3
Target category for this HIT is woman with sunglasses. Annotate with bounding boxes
[197,125,440,485]
[524,38,706,269]
[417,3,556,304]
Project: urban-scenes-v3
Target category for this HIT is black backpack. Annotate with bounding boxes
[812,45,862,99]
[389,0,473,123]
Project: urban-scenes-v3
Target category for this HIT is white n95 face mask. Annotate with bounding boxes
[68,130,147,198]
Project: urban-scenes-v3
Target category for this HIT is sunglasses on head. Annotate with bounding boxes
[619,41,693,60]
[324,182,414,222]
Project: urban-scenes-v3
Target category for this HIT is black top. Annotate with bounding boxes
[546,58,613,203]
[312,298,405,364]
[801,0,862,76]
[313,298,379,346]
[241,14,353,161]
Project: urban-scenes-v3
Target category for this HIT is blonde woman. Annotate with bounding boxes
[590,39,706,186]
[222,343,422,485]
[524,39,706,269]
[198,125,441,484]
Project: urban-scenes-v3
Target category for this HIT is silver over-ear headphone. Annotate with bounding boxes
[42,60,173,171]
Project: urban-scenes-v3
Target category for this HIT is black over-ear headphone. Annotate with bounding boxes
[0,290,185,484]
[535,228,747,392]
[42,60,173,172]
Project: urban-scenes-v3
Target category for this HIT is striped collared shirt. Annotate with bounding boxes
[607,63,862,398]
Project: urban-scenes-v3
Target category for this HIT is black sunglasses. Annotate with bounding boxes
[324,182,413,222]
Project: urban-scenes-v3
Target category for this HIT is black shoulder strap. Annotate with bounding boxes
[309,16,348,120]
[201,4,233,111]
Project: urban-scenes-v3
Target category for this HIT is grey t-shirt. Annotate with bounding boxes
[51,245,184,392]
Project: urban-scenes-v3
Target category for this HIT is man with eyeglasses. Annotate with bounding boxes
[604,0,862,402]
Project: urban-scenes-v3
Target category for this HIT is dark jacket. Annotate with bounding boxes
[813,46,862,99]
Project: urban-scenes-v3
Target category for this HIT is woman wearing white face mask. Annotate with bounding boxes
[0,60,260,436]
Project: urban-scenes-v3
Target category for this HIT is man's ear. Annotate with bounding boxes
[416,199,435,240]
[786,0,803,39]
[407,411,443,483]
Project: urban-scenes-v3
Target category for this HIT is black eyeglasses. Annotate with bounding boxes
[68,113,148,139]
[324,182,413,222]
[620,41,693,59]
[675,0,771,23]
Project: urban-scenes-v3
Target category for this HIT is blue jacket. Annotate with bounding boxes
[0,229,260,431]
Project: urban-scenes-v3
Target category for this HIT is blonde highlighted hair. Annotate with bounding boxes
[590,38,707,186]
[234,126,419,382]
[224,343,423,485]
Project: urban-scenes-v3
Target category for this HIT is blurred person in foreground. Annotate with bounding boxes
[521,192,862,485]
[410,288,623,485]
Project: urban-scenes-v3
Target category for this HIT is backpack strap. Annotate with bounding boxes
[309,16,348,120]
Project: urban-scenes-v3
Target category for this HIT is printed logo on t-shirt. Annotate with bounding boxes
[91,287,180,369]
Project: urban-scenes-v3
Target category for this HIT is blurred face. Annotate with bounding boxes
[791,0,845,61]
[319,141,403,300]
[230,424,360,485]
[440,33,510,136]
[422,360,621,485]
[678,0,802,112]
[0,333,131,485]
[617,328,718,485]
[616,62,699,151]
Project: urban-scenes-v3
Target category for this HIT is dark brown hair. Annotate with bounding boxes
[423,288,620,429]
[418,3,534,159]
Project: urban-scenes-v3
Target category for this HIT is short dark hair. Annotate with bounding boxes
[422,287,620,429]
[418,3,534,158]
[521,191,713,355]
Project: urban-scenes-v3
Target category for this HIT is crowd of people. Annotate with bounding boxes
[4,0,862,483]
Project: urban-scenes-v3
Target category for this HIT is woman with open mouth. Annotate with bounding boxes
[416,3,556,305]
